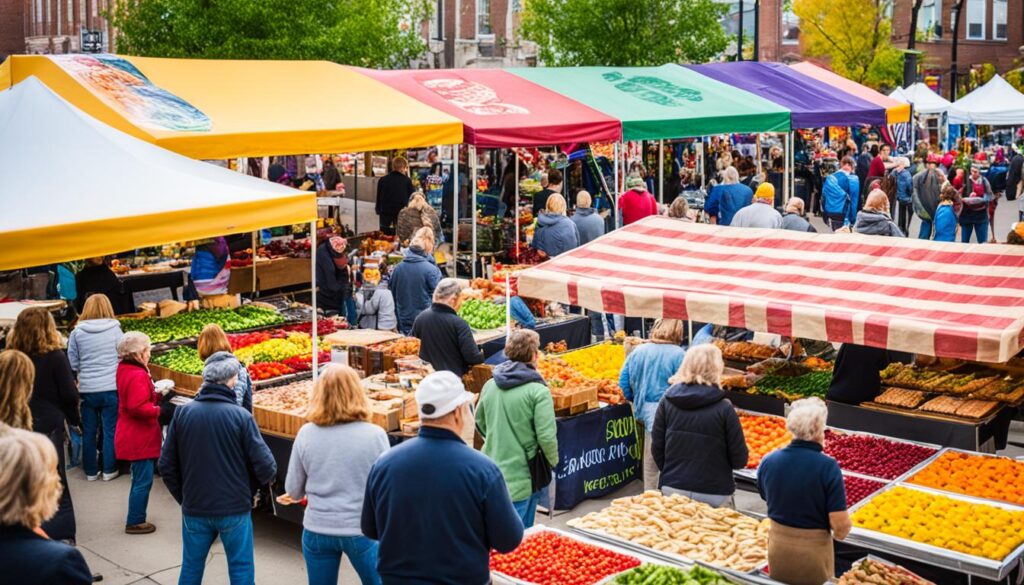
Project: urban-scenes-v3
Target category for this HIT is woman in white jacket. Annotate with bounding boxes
[67,294,124,481]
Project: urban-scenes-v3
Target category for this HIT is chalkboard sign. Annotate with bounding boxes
[551,403,641,510]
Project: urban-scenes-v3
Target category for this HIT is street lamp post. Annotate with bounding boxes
[950,0,965,101]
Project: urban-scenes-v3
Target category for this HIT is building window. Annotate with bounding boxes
[918,0,942,39]
[965,0,985,40]
[477,0,492,36]
[993,0,1007,40]
[782,9,799,45]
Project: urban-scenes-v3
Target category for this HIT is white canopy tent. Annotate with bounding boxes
[948,74,1024,125]
[0,77,315,271]
[889,82,951,116]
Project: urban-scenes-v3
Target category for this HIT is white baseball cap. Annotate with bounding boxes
[415,371,474,419]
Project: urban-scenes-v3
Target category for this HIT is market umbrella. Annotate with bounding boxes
[0,77,315,270]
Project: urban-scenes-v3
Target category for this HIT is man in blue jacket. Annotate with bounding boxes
[159,357,276,585]
[821,157,861,231]
[892,157,914,237]
[389,228,442,334]
[362,371,524,584]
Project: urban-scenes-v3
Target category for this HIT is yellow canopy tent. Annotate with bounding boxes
[0,54,462,159]
[0,78,316,270]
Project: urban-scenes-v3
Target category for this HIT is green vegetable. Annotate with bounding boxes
[753,370,832,400]
[120,306,284,343]
[151,346,204,375]
[611,564,732,585]
[457,299,506,330]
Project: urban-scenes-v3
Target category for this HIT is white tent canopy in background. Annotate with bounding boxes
[889,82,951,116]
[0,77,316,270]
[948,74,1024,125]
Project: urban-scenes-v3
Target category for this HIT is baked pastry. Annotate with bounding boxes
[874,388,927,409]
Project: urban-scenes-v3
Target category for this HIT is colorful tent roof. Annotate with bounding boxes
[889,82,951,116]
[509,65,790,140]
[356,67,620,148]
[687,62,887,128]
[0,54,462,159]
[515,217,1024,362]
[948,74,1024,125]
[0,77,315,270]
[788,62,911,124]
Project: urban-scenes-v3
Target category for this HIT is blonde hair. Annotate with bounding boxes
[407,191,429,211]
[411,226,435,249]
[307,364,370,425]
[7,308,62,356]
[545,193,567,215]
[197,324,233,361]
[649,319,684,345]
[668,344,724,386]
[0,351,34,430]
[787,397,828,442]
[391,156,408,171]
[576,190,593,209]
[117,331,151,361]
[865,189,889,212]
[79,294,115,321]
[505,329,540,363]
[0,424,63,529]
[667,197,690,219]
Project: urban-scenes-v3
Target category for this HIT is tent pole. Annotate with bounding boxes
[505,270,512,337]
[613,143,620,228]
[470,145,478,278]
[353,156,359,236]
[658,139,665,205]
[756,134,763,176]
[514,151,520,260]
[783,133,791,204]
[311,220,319,382]
[789,132,795,204]
[251,231,257,295]
[452,145,459,276]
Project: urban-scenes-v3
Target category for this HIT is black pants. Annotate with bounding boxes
[824,212,846,232]
[896,200,913,236]
[42,428,76,542]
[378,212,398,236]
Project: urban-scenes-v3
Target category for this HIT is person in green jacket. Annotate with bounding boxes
[476,329,559,528]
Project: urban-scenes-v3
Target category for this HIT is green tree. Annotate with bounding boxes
[519,0,730,67]
[109,0,431,68]
[793,0,903,89]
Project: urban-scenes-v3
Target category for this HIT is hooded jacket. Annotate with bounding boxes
[476,360,559,501]
[115,360,162,461]
[389,246,442,334]
[781,212,815,233]
[67,318,123,393]
[204,351,252,411]
[651,383,748,495]
[315,240,350,311]
[912,168,943,221]
[532,212,580,258]
[933,202,958,242]
[571,207,605,246]
[159,383,276,517]
[357,285,398,331]
[704,183,753,226]
[855,209,904,237]
[619,188,659,226]
[821,170,860,226]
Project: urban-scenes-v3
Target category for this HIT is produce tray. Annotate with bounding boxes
[859,399,1004,425]
[844,482,1024,580]
[149,363,202,396]
[900,447,1024,508]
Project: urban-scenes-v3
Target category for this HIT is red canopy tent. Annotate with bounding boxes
[515,218,1024,362]
[354,67,621,147]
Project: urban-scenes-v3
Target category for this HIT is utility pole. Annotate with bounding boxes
[904,0,924,87]
[753,0,759,61]
[738,0,744,61]
[950,0,965,101]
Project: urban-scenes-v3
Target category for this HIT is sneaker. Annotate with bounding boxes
[86,474,99,482]
[125,523,156,535]
[102,470,120,481]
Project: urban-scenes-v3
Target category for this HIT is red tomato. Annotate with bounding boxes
[490,532,639,584]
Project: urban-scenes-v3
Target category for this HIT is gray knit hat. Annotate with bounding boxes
[203,353,241,384]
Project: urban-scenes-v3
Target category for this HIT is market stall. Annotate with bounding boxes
[890,82,952,116]
[948,74,1024,126]
[787,61,912,125]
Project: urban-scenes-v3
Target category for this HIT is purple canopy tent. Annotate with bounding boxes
[686,62,886,128]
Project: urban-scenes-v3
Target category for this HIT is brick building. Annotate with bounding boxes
[17,0,113,55]
[421,0,536,68]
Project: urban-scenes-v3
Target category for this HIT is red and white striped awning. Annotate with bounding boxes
[515,217,1024,362]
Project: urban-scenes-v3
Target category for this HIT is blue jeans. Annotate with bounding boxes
[81,391,118,476]
[127,459,154,525]
[179,513,254,585]
[587,309,605,340]
[918,219,932,240]
[302,529,381,585]
[67,426,81,469]
[961,219,989,243]
[512,490,543,528]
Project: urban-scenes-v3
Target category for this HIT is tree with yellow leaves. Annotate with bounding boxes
[793,0,904,89]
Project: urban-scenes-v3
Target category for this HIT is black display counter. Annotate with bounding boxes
[724,390,786,416]
[480,315,591,358]
[118,269,188,311]
[826,401,1014,452]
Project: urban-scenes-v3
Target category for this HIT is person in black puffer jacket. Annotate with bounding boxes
[652,344,748,508]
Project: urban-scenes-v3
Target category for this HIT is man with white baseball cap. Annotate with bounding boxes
[361,371,523,584]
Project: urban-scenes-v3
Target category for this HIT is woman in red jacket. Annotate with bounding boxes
[115,332,164,535]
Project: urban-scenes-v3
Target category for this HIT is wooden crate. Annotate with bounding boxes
[551,385,599,413]
[253,406,306,438]
[463,364,494,393]
[370,406,401,432]
[149,363,201,396]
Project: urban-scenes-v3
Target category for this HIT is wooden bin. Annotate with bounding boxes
[464,364,494,394]
[149,363,202,396]
[253,406,306,438]
[552,385,599,416]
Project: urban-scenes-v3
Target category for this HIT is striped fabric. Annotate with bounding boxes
[515,217,1024,362]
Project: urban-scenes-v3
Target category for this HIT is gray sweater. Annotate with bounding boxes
[286,421,390,535]
[67,318,123,393]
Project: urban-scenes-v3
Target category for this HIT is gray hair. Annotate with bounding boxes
[117,331,151,361]
[668,344,724,386]
[786,397,828,442]
[722,166,739,185]
[433,278,463,302]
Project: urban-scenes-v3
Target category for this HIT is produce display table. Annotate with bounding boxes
[723,390,787,417]
[826,400,1013,452]
[479,315,591,358]
[228,257,311,294]
[322,329,403,347]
